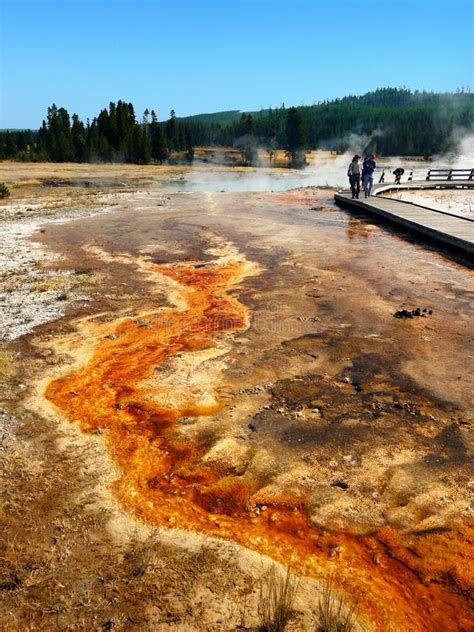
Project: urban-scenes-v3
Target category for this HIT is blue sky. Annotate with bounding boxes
[1,0,472,128]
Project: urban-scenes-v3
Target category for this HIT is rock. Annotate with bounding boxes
[135,320,151,328]
[331,480,349,491]
[179,417,194,425]
[393,307,433,319]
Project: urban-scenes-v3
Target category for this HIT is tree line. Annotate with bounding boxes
[0,101,193,164]
[1,88,473,164]
[202,88,474,158]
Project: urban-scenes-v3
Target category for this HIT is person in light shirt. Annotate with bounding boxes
[347,154,361,199]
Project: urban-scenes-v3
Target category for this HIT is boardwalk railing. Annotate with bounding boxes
[426,168,474,181]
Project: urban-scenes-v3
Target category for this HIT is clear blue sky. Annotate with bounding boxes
[1,0,472,128]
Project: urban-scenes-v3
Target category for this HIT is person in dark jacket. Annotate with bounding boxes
[347,154,361,199]
[393,167,405,184]
[362,154,377,197]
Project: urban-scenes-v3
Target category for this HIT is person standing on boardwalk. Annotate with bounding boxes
[362,153,377,197]
[393,167,404,184]
[347,154,361,199]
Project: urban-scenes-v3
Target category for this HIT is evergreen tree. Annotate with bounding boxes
[139,128,151,164]
[185,128,194,161]
[166,109,178,152]
[150,116,169,163]
[46,104,75,161]
[85,120,100,160]
[108,102,119,150]
[125,125,151,164]
[285,107,307,166]
[71,114,86,161]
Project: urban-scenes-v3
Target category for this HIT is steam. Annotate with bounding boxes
[432,130,474,168]
[304,130,385,188]
[159,127,474,193]
[305,151,354,187]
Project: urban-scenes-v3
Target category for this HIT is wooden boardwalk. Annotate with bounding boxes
[334,180,474,259]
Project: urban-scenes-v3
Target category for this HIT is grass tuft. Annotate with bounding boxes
[258,561,300,632]
[316,575,358,632]
[0,182,10,198]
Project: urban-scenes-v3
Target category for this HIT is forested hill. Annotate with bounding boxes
[178,110,241,126]
[199,88,474,156]
[1,88,473,164]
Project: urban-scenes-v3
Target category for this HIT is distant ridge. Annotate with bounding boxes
[177,110,241,126]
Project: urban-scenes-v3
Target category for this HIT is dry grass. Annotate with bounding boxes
[316,576,358,632]
[0,183,10,198]
[258,561,301,632]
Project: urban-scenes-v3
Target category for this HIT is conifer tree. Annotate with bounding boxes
[108,102,119,150]
[285,107,307,166]
[185,128,194,161]
[46,104,74,161]
[166,110,178,152]
[150,115,169,163]
[71,114,86,161]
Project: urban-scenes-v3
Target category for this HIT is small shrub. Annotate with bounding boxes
[0,182,10,198]
[258,561,300,632]
[317,576,358,632]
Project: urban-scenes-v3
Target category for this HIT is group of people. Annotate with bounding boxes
[347,153,377,199]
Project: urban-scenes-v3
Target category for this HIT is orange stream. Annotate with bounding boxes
[45,260,473,631]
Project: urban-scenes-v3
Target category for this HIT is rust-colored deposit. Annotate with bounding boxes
[45,256,472,632]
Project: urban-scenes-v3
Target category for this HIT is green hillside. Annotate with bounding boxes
[177,110,241,126]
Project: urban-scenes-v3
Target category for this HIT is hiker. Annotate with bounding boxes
[347,154,361,199]
[393,167,404,184]
[362,153,377,197]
